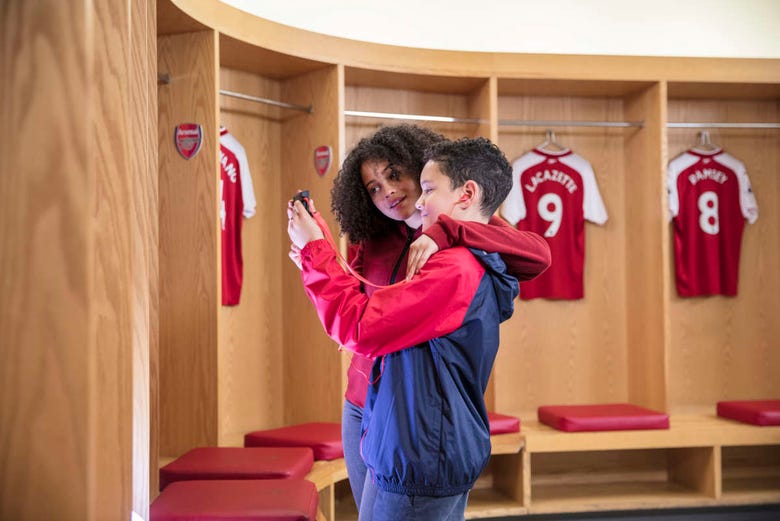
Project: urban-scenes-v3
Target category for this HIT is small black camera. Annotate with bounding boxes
[292,190,312,215]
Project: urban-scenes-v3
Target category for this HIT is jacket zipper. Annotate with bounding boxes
[389,226,416,284]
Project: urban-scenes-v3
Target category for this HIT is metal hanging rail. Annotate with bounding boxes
[498,119,644,128]
[219,89,313,114]
[667,122,780,129]
[157,74,312,114]
[345,110,485,125]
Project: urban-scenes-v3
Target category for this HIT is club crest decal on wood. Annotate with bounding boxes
[174,123,203,159]
[314,145,332,176]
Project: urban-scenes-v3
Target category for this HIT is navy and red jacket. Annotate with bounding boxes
[344,214,551,408]
[300,236,519,497]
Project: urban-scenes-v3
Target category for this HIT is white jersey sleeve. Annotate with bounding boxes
[559,153,608,224]
[220,131,256,219]
[714,152,758,224]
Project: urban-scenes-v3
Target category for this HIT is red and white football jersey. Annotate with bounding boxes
[501,148,607,300]
[668,148,758,297]
[220,127,257,306]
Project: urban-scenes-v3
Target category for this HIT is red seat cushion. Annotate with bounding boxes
[538,403,670,432]
[717,400,780,426]
[245,422,343,461]
[488,411,521,434]
[159,447,315,491]
[150,479,318,521]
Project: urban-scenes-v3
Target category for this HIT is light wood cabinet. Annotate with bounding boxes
[156,0,780,516]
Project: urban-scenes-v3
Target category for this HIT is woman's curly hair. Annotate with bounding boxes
[331,124,446,243]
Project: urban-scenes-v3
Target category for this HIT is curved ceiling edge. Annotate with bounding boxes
[169,0,780,83]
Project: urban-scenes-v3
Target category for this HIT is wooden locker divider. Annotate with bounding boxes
[158,29,220,457]
[281,64,344,425]
[624,81,668,412]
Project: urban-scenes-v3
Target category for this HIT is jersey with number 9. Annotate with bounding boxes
[501,148,607,300]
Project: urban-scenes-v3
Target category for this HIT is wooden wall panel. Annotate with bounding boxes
[158,30,219,456]
[1,1,152,518]
[0,2,93,518]
[90,1,135,516]
[131,0,158,508]
[218,68,284,445]
[667,97,780,412]
[345,85,483,140]
[282,65,344,424]
[624,83,668,411]
[494,95,629,417]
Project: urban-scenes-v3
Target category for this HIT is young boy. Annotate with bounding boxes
[287,137,519,521]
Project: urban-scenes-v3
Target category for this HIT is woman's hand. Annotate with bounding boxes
[405,234,439,280]
[287,197,324,249]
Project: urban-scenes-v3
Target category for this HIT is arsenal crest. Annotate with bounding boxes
[174,123,203,160]
[314,145,332,176]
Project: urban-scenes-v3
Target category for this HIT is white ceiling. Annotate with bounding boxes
[219,0,780,58]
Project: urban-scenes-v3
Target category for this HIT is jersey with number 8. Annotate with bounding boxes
[668,148,758,297]
[501,148,607,299]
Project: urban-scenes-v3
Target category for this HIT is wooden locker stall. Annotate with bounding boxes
[217,34,344,444]
[157,3,344,462]
[485,79,672,514]
[666,81,780,505]
[494,79,663,417]
[155,0,780,518]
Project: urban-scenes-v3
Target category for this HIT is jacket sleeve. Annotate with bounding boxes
[300,239,483,358]
[423,214,551,281]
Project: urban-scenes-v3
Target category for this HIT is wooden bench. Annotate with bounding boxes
[520,414,780,515]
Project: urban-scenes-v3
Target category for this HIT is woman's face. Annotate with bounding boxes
[360,159,422,224]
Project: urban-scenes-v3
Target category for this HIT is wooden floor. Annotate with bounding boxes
[335,495,780,521]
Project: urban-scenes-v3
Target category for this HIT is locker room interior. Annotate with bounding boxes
[2,1,779,520]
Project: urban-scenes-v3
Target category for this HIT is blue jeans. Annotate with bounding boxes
[358,475,468,521]
[342,399,367,510]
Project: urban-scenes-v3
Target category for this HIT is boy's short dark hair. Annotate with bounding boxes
[423,137,513,216]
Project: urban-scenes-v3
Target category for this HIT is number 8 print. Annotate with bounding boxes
[698,191,719,235]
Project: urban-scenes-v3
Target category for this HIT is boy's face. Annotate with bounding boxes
[360,159,421,223]
[416,160,461,231]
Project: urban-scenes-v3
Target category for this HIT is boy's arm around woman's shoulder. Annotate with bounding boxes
[423,214,551,281]
[300,238,484,359]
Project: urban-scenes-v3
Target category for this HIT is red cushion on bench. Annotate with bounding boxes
[150,479,318,521]
[245,422,343,461]
[159,447,315,491]
[717,400,780,426]
[538,403,670,432]
[488,411,521,434]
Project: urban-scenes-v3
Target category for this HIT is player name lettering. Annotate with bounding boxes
[524,169,577,194]
[220,151,238,183]
[688,168,727,185]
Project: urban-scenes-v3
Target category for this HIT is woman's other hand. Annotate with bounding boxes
[405,234,439,281]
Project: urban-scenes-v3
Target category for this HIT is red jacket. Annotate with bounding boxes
[344,214,550,407]
[300,239,520,496]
